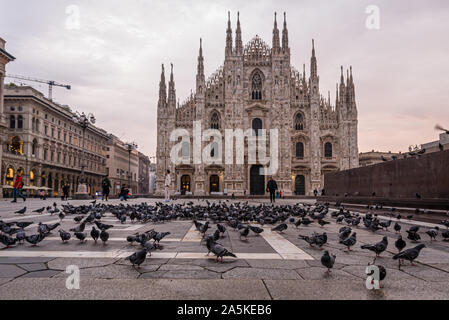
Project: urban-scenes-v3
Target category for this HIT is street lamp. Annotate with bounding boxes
[72,111,96,199]
[125,142,138,194]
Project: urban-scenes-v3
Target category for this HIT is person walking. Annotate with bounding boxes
[11,171,26,203]
[101,176,111,201]
[266,176,278,204]
[119,184,130,201]
[62,183,70,201]
[164,170,171,202]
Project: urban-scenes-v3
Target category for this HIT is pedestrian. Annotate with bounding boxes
[314,189,318,197]
[266,176,278,204]
[101,176,111,201]
[11,170,26,203]
[164,170,171,202]
[119,184,130,201]
[62,183,70,201]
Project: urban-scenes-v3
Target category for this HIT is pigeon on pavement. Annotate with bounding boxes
[15,207,27,215]
[361,236,388,257]
[321,250,336,273]
[393,244,426,267]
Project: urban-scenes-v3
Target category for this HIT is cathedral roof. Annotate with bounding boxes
[243,35,271,63]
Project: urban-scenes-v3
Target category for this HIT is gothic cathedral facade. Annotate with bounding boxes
[156,12,358,197]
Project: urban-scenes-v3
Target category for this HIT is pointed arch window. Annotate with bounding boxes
[296,142,304,158]
[251,72,262,100]
[9,115,15,129]
[211,112,220,129]
[17,115,23,129]
[32,139,38,156]
[252,118,262,137]
[324,142,333,158]
[295,113,304,131]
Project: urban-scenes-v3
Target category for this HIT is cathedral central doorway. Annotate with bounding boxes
[210,175,219,193]
[250,165,265,195]
[181,175,191,193]
[295,175,305,195]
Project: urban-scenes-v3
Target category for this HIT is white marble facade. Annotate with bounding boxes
[156,12,358,197]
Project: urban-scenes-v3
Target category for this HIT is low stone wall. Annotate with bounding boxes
[324,149,449,200]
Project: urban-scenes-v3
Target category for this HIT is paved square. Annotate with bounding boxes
[1,197,449,300]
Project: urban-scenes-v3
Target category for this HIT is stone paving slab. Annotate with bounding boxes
[222,267,302,280]
[47,258,118,270]
[0,278,272,300]
[0,264,27,278]
[20,270,61,278]
[17,263,48,272]
[295,267,360,281]
[264,279,449,300]
[140,269,221,279]
[53,264,140,279]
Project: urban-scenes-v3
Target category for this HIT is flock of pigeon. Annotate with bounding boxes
[1,200,449,287]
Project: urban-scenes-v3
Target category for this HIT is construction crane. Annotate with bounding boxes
[5,74,71,101]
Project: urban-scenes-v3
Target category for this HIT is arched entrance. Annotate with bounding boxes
[210,175,219,193]
[250,165,265,195]
[181,175,191,192]
[295,175,306,195]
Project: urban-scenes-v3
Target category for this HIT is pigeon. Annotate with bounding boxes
[217,224,226,236]
[407,215,413,220]
[152,231,171,246]
[339,227,352,241]
[321,250,336,273]
[0,234,18,248]
[74,232,87,243]
[314,232,328,248]
[393,244,426,266]
[379,220,392,230]
[294,219,302,228]
[127,235,139,245]
[90,227,100,243]
[361,236,388,257]
[425,227,439,241]
[442,230,449,241]
[318,219,330,227]
[299,234,318,247]
[239,226,250,240]
[395,235,406,252]
[249,225,264,235]
[15,207,27,214]
[15,221,33,229]
[440,220,449,229]
[59,229,71,243]
[340,232,357,251]
[409,225,420,233]
[15,230,26,244]
[271,223,287,233]
[25,233,46,246]
[73,216,83,223]
[70,222,86,233]
[367,264,387,289]
[207,237,237,262]
[394,222,401,233]
[32,207,45,214]
[94,221,113,231]
[37,222,50,235]
[100,229,109,245]
[58,212,65,221]
[212,229,221,242]
[336,216,344,224]
[120,215,126,224]
[406,230,421,242]
[199,221,209,235]
[127,249,148,268]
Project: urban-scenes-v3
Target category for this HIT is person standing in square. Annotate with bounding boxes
[164,170,171,202]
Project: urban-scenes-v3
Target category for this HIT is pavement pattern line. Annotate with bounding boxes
[260,228,314,260]
[0,250,305,260]
[181,223,203,242]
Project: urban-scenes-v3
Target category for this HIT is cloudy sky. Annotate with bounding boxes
[1,0,449,157]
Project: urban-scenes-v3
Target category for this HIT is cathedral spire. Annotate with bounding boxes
[225,11,233,57]
[272,12,280,51]
[158,64,167,112]
[336,83,339,105]
[310,39,318,78]
[282,12,289,51]
[196,38,205,90]
[168,63,176,107]
[235,12,243,54]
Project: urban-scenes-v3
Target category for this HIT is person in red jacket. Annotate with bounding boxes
[12,171,26,203]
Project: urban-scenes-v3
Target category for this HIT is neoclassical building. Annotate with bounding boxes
[2,85,109,198]
[156,12,358,196]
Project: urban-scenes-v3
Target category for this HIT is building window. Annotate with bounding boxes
[251,72,262,100]
[45,125,48,135]
[252,118,262,137]
[181,175,191,192]
[295,113,304,131]
[44,149,48,160]
[324,142,333,158]
[6,167,14,186]
[211,112,220,129]
[181,142,190,158]
[296,142,304,158]
[9,136,23,155]
[210,142,219,159]
[32,139,38,156]
[9,115,15,129]
[29,170,35,187]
